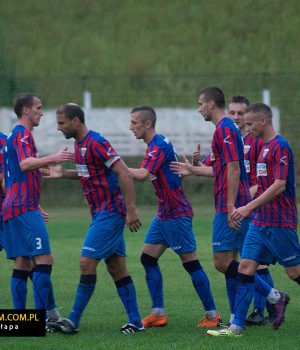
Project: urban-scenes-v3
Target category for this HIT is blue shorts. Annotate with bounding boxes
[144,216,196,254]
[241,223,300,267]
[3,211,51,259]
[212,212,249,253]
[0,217,5,251]
[82,210,126,261]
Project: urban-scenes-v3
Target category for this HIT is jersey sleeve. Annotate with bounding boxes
[141,144,165,174]
[217,127,240,164]
[14,130,36,162]
[273,143,290,180]
[201,152,214,166]
[93,140,121,169]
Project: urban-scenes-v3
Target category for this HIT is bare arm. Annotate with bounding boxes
[249,184,259,200]
[112,160,141,232]
[232,179,286,220]
[20,148,74,172]
[170,155,214,177]
[128,167,149,182]
[226,161,240,229]
[40,165,79,179]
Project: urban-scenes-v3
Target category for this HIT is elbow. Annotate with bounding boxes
[20,161,30,172]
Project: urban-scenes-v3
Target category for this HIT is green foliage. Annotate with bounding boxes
[0,205,299,349]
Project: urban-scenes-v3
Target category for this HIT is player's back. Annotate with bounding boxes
[2,125,40,220]
[142,134,193,220]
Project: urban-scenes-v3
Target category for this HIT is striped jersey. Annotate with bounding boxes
[0,132,7,216]
[2,125,40,220]
[211,117,251,212]
[253,135,298,230]
[141,134,193,220]
[74,130,126,217]
[243,133,264,188]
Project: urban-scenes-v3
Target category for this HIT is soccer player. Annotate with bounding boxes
[45,103,144,334]
[207,102,300,337]
[0,132,7,253]
[228,96,275,325]
[2,93,74,320]
[129,105,222,328]
[170,87,278,326]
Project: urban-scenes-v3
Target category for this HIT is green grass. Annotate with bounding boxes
[0,205,299,349]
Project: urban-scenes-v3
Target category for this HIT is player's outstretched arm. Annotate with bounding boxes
[128,167,149,182]
[40,164,79,179]
[170,155,214,177]
[113,160,142,232]
[20,148,74,172]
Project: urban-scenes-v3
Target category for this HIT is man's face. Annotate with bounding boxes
[27,97,43,127]
[244,112,264,138]
[198,94,212,121]
[228,103,247,130]
[130,112,147,139]
[56,112,77,139]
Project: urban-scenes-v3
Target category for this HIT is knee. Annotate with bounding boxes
[213,257,228,273]
[79,257,96,274]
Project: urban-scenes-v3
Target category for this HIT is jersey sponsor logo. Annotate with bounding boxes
[148,150,157,158]
[262,148,269,158]
[76,164,90,178]
[244,160,250,173]
[80,147,87,157]
[21,135,29,144]
[223,135,232,144]
[280,156,287,165]
[257,163,267,176]
[244,145,251,154]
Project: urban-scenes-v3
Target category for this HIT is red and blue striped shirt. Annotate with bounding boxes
[3,125,40,220]
[0,132,7,217]
[253,135,298,230]
[211,117,251,212]
[141,134,193,220]
[75,130,126,217]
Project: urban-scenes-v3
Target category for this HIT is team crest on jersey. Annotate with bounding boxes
[262,148,269,158]
[244,145,251,154]
[244,160,250,173]
[80,147,87,157]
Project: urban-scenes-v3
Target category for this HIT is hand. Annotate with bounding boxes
[39,206,50,223]
[126,209,142,232]
[192,144,201,166]
[40,164,64,178]
[227,206,241,230]
[52,147,75,163]
[231,206,251,222]
[170,155,194,176]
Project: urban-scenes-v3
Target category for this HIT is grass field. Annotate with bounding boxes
[0,205,299,349]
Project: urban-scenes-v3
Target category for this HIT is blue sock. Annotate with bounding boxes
[32,265,53,310]
[183,260,216,312]
[233,273,255,328]
[141,253,163,308]
[254,268,274,317]
[47,280,56,311]
[11,269,30,309]
[225,260,239,314]
[116,276,143,328]
[68,274,96,328]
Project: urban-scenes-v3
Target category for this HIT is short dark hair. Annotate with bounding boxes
[13,93,36,118]
[56,103,85,123]
[131,105,156,127]
[199,86,225,108]
[245,103,272,119]
[229,95,250,106]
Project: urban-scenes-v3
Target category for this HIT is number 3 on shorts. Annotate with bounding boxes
[36,237,42,250]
